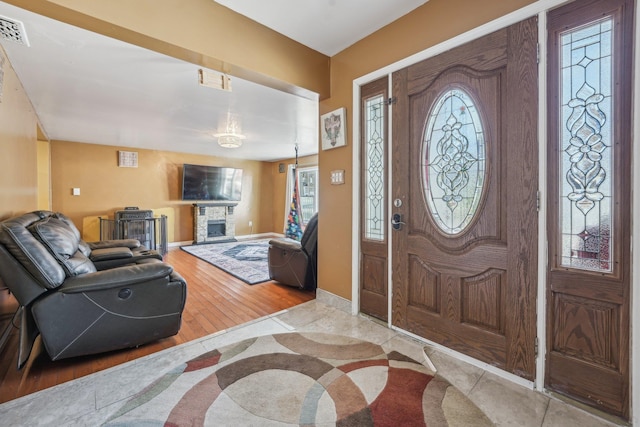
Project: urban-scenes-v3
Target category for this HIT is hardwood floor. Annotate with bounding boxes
[0,247,315,404]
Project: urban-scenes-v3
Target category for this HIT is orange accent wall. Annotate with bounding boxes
[50,140,274,242]
[0,47,38,220]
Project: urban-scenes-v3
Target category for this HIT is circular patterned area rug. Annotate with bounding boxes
[105,333,491,426]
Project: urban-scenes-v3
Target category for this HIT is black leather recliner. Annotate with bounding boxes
[0,210,187,368]
[268,213,318,289]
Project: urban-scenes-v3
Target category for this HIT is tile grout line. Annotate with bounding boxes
[466,369,485,397]
[539,396,552,426]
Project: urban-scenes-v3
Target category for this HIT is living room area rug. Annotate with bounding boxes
[103,332,492,426]
[180,239,271,285]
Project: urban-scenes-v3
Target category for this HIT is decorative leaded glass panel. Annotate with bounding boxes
[422,87,486,235]
[364,94,385,241]
[559,18,613,272]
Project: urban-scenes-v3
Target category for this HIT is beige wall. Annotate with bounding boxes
[36,138,51,210]
[0,47,38,220]
[318,0,536,298]
[50,141,274,242]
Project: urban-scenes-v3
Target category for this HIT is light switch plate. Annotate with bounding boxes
[330,170,345,185]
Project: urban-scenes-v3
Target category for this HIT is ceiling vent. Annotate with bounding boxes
[198,69,231,91]
[0,15,29,46]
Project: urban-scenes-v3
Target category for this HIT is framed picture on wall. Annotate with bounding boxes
[118,150,139,167]
[321,107,346,150]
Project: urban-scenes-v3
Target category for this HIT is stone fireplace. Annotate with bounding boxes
[193,203,236,244]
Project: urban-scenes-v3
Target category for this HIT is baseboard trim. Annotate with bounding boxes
[236,233,282,241]
[316,289,352,314]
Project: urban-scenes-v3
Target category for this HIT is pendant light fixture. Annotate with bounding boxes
[214,111,245,148]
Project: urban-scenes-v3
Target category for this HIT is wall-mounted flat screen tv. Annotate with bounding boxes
[181,164,243,201]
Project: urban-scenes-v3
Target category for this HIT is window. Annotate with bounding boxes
[363,93,386,241]
[558,18,613,272]
[283,165,318,231]
[298,167,318,225]
[422,87,486,235]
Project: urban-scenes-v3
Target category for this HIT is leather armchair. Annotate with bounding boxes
[268,213,318,289]
[0,211,187,368]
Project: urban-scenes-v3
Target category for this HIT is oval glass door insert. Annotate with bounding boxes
[422,87,486,235]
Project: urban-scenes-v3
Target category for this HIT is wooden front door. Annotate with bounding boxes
[545,0,633,419]
[391,17,538,379]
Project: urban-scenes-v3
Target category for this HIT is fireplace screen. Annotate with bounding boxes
[208,220,226,238]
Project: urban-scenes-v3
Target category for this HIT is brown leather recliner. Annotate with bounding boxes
[268,213,318,289]
[0,210,187,368]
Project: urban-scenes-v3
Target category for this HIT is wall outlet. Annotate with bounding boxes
[72,187,81,196]
[248,220,253,227]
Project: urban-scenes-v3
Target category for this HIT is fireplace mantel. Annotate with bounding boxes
[193,203,238,208]
[192,203,237,244]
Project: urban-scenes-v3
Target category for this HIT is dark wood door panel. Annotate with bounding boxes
[551,292,620,368]
[361,254,386,295]
[547,353,626,416]
[406,305,508,367]
[461,268,507,334]
[407,236,507,273]
[407,239,508,336]
[392,16,538,380]
[407,254,441,314]
[360,253,387,320]
[406,262,509,365]
[549,271,624,303]
[407,30,508,92]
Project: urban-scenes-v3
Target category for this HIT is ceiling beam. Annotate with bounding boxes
[3,0,329,100]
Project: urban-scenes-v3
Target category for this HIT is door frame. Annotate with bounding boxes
[350,0,640,422]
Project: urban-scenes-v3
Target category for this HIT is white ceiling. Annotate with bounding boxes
[214,0,428,56]
[0,1,427,161]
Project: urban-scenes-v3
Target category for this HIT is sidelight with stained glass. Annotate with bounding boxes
[559,18,613,272]
[364,94,385,241]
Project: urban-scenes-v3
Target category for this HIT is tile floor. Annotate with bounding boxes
[0,300,626,426]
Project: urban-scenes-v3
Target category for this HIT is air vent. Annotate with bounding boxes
[0,15,29,46]
[198,69,231,91]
